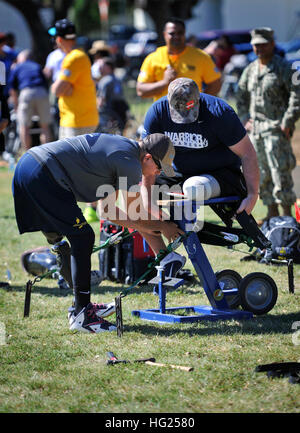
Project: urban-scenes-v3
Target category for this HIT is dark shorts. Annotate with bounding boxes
[156,166,247,199]
[12,153,91,237]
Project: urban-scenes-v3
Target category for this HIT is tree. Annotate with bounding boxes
[133,0,199,44]
[3,0,75,64]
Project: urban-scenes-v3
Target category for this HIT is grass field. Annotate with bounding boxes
[0,165,300,414]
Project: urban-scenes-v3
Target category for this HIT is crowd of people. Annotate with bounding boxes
[1,17,299,333]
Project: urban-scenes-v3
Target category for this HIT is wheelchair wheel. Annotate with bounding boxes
[215,269,242,309]
[239,272,278,315]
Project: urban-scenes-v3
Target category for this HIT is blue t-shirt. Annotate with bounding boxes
[142,93,246,175]
[9,60,47,91]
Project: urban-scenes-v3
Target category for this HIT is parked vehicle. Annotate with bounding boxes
[124,31,158,80]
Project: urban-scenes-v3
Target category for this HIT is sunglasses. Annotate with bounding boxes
[152,155,161,169]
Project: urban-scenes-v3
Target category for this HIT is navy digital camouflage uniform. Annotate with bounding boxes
[236,54,300,206]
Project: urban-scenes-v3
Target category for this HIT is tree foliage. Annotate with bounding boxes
[2,0,199,63]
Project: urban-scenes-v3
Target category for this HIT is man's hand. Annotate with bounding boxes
[236,193,258,215]
[244,118,253,133]
[159,221,185,243]
[163,66,177,86]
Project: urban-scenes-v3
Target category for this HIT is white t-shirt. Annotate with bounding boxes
[44,48,65,82]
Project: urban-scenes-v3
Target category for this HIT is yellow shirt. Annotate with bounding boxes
[58,49,98,128]
[137,45,221,101]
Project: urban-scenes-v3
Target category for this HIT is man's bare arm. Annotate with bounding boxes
[136,66,177,98]
[204,78,221,96]
[229,134,259,215]
[51,79,73,97]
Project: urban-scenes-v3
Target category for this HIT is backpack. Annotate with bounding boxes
[98,220,156,284]
[260,216,300,263]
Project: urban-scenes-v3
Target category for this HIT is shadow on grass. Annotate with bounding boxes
[7,280,200,297]
[124,311,300,337]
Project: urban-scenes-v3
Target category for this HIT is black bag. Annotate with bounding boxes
[260,216,300,263]
[98,220,156,284]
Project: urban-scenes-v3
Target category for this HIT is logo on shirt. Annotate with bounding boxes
[62,69,71,77]
[73,217,87,229]
[164,131,208,149]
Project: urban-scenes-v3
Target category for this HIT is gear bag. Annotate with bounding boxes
[260,216,300,263]
[98,220,156,284]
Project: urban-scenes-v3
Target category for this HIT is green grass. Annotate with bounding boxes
[0,167,300,414]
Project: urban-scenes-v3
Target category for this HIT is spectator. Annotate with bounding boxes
[236,27,300,224]
[136,17,221,101]
[43,45,65,140]
[0,32,17,99]
[96,56,129,135]
[84,57,130,223]
[8,50,52,151]
[49,19,98,139]
[43,45,65,83]
[0,60,10,156]
[204,35,236,71]
[88,40,111,81]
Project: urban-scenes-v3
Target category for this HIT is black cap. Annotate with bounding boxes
[48,19,76,40]
[141,133,176,177]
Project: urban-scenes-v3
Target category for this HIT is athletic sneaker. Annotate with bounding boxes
[83,206,98,223]
[159,251,186,278]
[69,302,117,333]
[68,301,115,320]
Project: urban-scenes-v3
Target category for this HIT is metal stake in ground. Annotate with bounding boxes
[115,295,123,337]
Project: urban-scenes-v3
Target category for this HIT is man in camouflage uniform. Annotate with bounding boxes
[236,27,300,224]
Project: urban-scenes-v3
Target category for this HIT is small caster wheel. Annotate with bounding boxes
[239,272,278,315]
[215,269,242,309]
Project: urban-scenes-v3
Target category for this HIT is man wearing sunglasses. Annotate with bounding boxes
[12,132,184,333]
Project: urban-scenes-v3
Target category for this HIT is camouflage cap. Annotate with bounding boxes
[167,78,200,124]
[250,27,274,45]
[142,133,176,177]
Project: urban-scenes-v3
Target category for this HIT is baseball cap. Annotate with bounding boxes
[48,19,76,39]
[142,133,176,177]
[250,27,274,45]
[168,78,200,124]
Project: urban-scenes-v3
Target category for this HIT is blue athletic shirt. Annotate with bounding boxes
[9,60,48,91]
[142,93,246,175]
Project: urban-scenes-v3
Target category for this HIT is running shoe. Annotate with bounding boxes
[159,251,186,278]
[69,302,116,333]
[68,301,115,320]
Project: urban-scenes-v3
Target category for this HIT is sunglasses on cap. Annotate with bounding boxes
[151,155,161,169]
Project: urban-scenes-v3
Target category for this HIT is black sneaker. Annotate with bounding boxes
[69,302,116,333]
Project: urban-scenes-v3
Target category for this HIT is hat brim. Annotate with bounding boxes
[251,36,270,45]
[161,162,175,177]
[89,46,110,55]
[169,103,199,124]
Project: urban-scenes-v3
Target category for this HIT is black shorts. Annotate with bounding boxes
[12,152,91,237]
